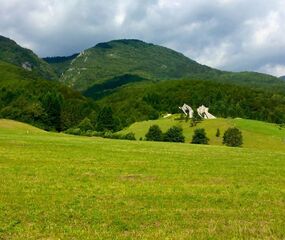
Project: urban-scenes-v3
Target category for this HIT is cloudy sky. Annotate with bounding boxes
[1,0,285,76]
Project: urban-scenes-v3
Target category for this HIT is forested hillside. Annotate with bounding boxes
[0,61,96,131]
[97,80,285,127]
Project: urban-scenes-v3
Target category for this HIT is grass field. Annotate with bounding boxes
[119,115,285,151]
[0,119,285,239]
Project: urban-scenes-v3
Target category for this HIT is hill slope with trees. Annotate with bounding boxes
[0,35,57,80]
[0,61,96,131]
[97,79,285,127]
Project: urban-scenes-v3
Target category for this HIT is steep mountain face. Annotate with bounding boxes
[0,35,57,80]
[280,76,285,80]
[59,39,219,91]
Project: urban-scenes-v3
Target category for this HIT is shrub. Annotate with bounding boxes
[223,127,243,147]
[121,132,136,140]
[65,128,82,136]
[191,128,209,145]
[163,126,185,143]
[77,117,94,132]
[145,125,163,141]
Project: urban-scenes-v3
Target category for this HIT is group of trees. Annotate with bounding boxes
[145,124,243,147]
[145,125,185,143]
[191,127,243,147]
[65,106,121,134]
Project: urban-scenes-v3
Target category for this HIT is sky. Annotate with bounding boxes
[1,0,285,77]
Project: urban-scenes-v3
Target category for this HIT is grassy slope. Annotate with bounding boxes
[119,115,285,151]
[0,120,284,239]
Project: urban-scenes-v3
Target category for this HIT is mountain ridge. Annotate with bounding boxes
[42,38,285,95]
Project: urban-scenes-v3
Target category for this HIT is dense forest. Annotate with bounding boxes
[98,80,285,127]
[0,61,97,131]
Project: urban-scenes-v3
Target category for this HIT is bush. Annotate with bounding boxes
[223,127,243,147]
[145,125,163,141]
[191,128,209,144]
[121,132,136,140]
[65,128,82,136]
[216,128,220,137]
[77,117,94,132]
[163,126,185,143]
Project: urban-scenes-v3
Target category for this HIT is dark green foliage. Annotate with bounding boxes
[84,74,146,100]
[0,61,95,131]
[41,91,63,131]
[98,79,285,128]
[191,128,209,145]
[223,127,243,147]
[145,125,163,141]
[163,126,185,143]
[216,128,221,137]
[121,132,136,140]
[96,107,118,132]
[65,128,82,136]
[77,117,94,132]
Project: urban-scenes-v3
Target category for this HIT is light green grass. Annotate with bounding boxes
[0,119,285,239]
[119,115,285,151]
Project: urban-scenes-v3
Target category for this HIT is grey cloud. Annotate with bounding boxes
[0,0,285,76]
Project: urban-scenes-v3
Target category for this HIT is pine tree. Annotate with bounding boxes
[163,126,185,143]
[191,128,209,144]
[41,91,63,131]
[145,125,163,141]
[216,128,220,137]
[96,107,116,132]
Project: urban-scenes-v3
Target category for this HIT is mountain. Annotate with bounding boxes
[280,76,285,80]
[57,39,220,91]
[0,35,57,80]
[52,39,285,94]
[0,60,95,130]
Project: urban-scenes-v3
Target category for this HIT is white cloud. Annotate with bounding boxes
[0,0,284,76]
[259,64,285,77]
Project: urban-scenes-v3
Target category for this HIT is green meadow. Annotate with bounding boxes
[0,119,285,239]
[119,115,285,151]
